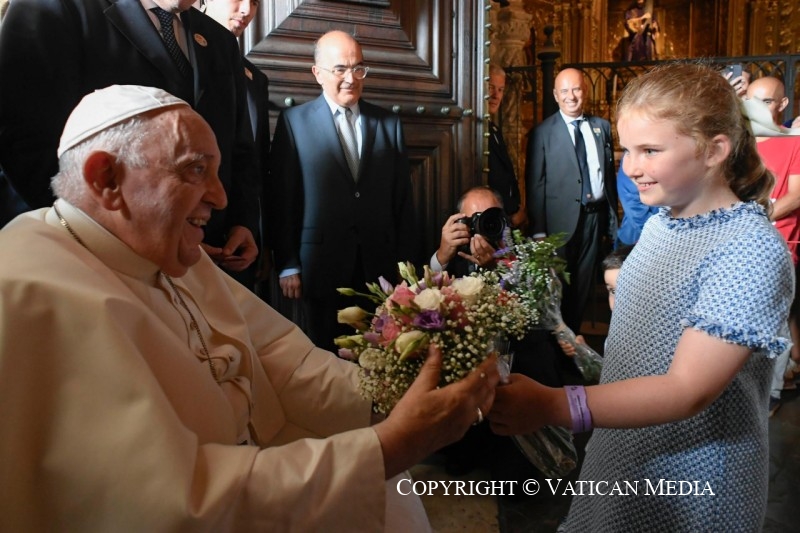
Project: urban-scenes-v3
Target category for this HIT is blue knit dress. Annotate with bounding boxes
[563,202,794,532]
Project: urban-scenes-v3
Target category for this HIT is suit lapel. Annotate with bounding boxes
[555,115,581,178]
[182,10,205,107]
[105,0,177,83]
[312,96,353,182]
[358,105,375,182]
[243,59,259,140]
[490,122,514,172]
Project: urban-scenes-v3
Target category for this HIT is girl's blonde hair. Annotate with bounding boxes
[617,62,774,210]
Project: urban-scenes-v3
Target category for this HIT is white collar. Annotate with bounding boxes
[322,92,361,119]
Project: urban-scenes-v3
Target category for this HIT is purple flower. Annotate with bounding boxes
[372,313,387,333]
[378,276,394,294]
[363,331,382,345]
[412,310,446,330]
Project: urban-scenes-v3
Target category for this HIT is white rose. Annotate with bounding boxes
[414,288,444,311]
[451,276,485,305]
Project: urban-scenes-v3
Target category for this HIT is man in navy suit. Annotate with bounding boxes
[0,0,259,276]
[525,68,618,335]
[270,30,418,352]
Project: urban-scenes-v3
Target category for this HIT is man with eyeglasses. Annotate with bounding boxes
[270,30,419,352]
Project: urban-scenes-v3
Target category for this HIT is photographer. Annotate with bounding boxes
[430,186,507,275]
[429,186,563,483]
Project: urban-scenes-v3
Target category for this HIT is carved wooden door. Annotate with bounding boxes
[245,0,486,257]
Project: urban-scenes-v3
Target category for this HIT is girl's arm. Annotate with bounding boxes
[489,328,751,435]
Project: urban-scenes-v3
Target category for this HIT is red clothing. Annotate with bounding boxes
[757,136,800,264]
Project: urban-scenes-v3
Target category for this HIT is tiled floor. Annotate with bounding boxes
[410,301,800,532]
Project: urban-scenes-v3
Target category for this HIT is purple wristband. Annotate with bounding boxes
[565,385,593,433]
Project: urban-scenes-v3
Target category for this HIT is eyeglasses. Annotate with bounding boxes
[317,65,370,80]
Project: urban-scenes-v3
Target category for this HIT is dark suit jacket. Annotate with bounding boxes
[0,0,258,247]
[242,57,271,249]
[270,95,418,299]
[488,121,521,216]
[525,111,618,242]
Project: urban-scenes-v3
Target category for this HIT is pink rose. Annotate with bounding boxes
[389,283,415,307]
[381,319,401,344]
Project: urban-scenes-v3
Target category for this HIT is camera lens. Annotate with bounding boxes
[474,207,506,242]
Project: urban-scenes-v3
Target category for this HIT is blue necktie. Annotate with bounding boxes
[571,119,593,204]
[151,7,192,78]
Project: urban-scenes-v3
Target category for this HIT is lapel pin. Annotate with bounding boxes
[194,33,208,47]
[244,67,253,80]
[593,127,601,135]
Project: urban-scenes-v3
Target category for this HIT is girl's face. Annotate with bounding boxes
[618,110,733,219]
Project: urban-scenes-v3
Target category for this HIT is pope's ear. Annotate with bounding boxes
[83,151,124,210]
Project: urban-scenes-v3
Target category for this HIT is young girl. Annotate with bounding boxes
[489,62,794,531]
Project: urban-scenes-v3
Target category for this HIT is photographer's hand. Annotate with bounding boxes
[459,234,497,268]
[435,213,471,267]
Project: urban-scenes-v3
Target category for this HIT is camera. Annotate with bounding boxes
[456,207,507,247]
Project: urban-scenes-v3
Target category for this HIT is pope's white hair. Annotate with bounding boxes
[51,115,152,203]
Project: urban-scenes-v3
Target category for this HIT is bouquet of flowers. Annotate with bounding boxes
[490,231,603,477]
[335,262,530,414]
[494,230,569,328]
[494,230,603,382]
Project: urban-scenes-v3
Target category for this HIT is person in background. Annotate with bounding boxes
[430,185,506,275]
[615,155,658,248]
[0,84,500,531]
[558,245,634,358]
[0,0,29,229]
[525,67,618,335]
[202,0,272,292]
[0,0,260,283]
[745,75,800,416]
[492,62,793,531]
[487,64,524,228]
[270,30,419,352]
[725,69,751,98]
[431,186,562,482]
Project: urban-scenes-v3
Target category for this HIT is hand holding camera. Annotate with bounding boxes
[435,207,507,268]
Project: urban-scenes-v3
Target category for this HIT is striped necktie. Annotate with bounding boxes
[337,107,360,180]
